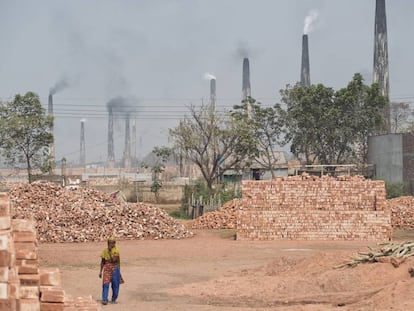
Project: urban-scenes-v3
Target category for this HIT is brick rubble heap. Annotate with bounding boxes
[9,183,193,243]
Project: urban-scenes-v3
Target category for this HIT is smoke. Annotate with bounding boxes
[303,10,319,34]
[80,118,87,122]
[236,40,250,59]
[49,77,69,95]
[204,72,216,80]
[106,96,139,117]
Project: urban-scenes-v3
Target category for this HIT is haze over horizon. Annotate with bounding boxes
[1,1,413,167]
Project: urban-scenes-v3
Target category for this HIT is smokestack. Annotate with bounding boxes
[47,93,55,173]
[107,107,115,168]
[242,58,251,102]
[373,0,390,133]
[123,115,131,169]
[210,78,216,110]
[80,120,86,169]
[132,119,136,164]
[48,94,53,114]
[300,34,311,87]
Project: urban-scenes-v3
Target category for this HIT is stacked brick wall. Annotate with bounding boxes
[237,175,392,241]
[0,193,101,311]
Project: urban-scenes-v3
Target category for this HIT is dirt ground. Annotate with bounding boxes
[38,221,414,311]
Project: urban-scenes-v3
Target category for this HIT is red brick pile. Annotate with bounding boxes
[1,193,101,311]
[9,182,193,243]
[191,199,241,229]
[238,175,391,241]
[387,196,414,230]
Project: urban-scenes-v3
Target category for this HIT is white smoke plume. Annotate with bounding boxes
[203,72,216,80]
[80,118,87,122]
[303,10,319,34]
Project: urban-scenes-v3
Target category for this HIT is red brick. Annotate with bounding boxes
[39,268,61,286]
[0,298,17,311]
[19,274,40,286]
[13,231,37,243]
[40,302,65,311]
[0,200,10,217]
[11,219,36,232]
[18,298,41,311]
[14,242,37,260]
[0,283,8,299]
[0,267,8,282]
[0,232,12,251]
[40,286,65,303]
[0,217,11,230]
[0,250,10,267]
[20,286,40,299]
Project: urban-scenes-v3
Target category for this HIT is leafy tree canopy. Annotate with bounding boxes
[232,97,285,178]
[277,73,386,165]
[0,92,53,182]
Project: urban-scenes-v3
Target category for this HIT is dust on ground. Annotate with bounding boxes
[38,224,414,311]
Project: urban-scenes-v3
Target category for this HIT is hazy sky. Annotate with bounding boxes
[1,0,413,166]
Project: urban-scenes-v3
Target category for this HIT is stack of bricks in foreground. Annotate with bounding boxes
[0,193,101,311]
[237,175,392,241]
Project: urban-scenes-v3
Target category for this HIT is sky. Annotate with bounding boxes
[1,0,413,166]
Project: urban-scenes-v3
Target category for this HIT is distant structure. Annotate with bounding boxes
[123,115,131,169]
[132,120,137,164]
[47,93,55,172]
[373,0,390,133]
[210,78,216,111]
[242,58,251,101]
[300,34,311,87]
[107,106,115,168]
[242,58,252,115]
[80,120,86,168]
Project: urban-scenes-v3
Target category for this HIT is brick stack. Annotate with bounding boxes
[0,193,101,311]
[237,175,392,241]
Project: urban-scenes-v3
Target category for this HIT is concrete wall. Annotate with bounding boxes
[90,183,184,204]
[368,134,403,183]
[402,134,414,193]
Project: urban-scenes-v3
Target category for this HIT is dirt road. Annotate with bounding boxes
[38,228,414,311]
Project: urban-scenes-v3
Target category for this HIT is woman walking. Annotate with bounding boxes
[99,237,122,305]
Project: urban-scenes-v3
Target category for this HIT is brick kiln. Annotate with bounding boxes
[237,175,392,241]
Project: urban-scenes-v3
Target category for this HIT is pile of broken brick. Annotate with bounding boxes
[9,182,193,243]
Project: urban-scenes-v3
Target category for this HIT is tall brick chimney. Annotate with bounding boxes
[210,78,216,110]
[373,0,390,133]
[47,93,55,173]
[242,57,251,102]
[300,34,311,87]
[107,107,115,168]
[80,120,85,169]
[123,115,131,169]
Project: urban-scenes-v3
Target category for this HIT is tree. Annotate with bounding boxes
[169,103,256,191]
[232,97,284,179]
[390,102,412,133]
[0,92,53,182]
[150,146,172,203]
[277,73,386,165]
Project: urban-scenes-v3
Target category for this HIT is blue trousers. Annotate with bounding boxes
[102,266,120,302]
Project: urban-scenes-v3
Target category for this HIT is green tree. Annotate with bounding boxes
[0,92,53,182]
[149,146,172,203]
[169,103,256,191]
[277,73,386,165]
[232,97,284,179]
